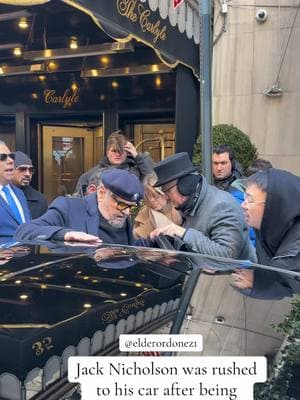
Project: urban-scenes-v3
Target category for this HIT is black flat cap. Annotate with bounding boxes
[154,152,198,187]
[101,168,144,202]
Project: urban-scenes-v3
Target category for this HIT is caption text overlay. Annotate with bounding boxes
[68,356,267,400]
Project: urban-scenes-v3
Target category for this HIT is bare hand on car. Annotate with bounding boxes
[64,231,102,244]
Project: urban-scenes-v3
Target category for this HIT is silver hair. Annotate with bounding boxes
[88,169,103,188]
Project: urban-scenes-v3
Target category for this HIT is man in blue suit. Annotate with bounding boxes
[15,169,144,245]
[0,141,31,241]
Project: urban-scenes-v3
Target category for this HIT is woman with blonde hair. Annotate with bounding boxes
[133,173,182,239]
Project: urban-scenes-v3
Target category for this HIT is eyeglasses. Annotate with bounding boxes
[243,193,266,205]
[17,166,35,174]
[0,153,15,162]
[111,194,136,212]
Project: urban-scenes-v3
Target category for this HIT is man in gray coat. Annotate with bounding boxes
[151,153,255,261]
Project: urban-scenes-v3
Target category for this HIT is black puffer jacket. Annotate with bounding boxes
[75,154,153,196]
[250,168,300,299]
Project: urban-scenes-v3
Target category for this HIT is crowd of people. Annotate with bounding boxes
[1,132,299,300]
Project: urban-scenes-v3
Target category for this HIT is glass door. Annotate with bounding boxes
[42,125,96,202]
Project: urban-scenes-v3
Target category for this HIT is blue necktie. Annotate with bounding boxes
[2,186,23,224]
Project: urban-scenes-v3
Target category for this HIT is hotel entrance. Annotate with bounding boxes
[40,122,175,202]
[0,0,199,203]
[41,125,103,202]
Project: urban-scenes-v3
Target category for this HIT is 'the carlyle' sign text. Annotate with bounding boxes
[44,88,80,108]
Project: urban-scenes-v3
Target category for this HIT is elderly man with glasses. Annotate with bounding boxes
[0,141,31,239]
[15,168,144,245]
[12,151,48,219]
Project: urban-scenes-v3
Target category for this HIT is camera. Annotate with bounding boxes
[256,9,268,22]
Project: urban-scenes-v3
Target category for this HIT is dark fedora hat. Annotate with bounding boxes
[154,152,198,187]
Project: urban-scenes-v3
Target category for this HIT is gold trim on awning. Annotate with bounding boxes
[0,0,50,5]
[0,0,199,77]
[62,0,197,76]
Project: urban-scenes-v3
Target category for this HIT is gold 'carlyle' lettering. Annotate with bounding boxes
[119,297,145,317]
[117,0,138,22]
[102,309,119,323]
[117,0,167,44]
[138,5,167,43]
[101,298,145,323]
[44,88,80,108]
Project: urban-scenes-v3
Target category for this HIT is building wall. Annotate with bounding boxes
[212,0,300,174]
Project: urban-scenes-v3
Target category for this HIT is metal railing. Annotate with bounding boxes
[135,130,175,161]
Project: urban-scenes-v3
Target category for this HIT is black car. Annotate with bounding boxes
[0,241,298,400]
[0,242,190,400]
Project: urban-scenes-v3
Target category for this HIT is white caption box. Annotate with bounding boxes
[68,356,267,400]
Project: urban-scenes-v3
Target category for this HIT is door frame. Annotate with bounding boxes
[41,124,97,201]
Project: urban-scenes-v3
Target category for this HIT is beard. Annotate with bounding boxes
[107,215,127,228]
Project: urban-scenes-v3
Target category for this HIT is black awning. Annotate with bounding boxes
[0,0,199,75]
[63,0,199,76]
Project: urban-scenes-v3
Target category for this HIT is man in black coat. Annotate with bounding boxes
[233,168,300,299]
[212,144,244,191]
[12,151,48,219]
[15,169,144,245]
